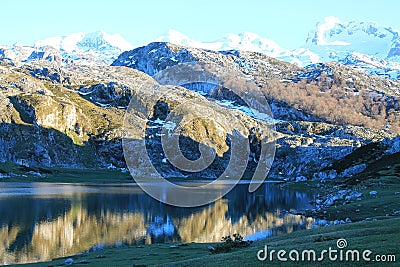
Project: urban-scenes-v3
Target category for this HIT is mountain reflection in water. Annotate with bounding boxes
[0,182,315,265]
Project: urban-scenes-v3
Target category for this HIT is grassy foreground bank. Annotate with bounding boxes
[21,217,399,267]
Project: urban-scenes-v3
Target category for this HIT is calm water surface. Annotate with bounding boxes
[0,181,316,265]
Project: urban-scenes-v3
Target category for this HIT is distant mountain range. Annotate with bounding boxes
[155,17,400,79]
[1,17,400,78]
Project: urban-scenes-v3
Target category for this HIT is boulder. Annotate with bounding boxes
[342,164,367,177]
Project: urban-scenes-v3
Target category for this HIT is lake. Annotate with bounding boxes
[0,181,316,265]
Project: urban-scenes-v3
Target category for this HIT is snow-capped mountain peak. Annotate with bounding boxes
[155,30,289,57]
[35,32,85,52]
[27,30,135,63]
[296,17,400,78]
[155,29,193,46]
[34,31,133,53]
[78,30,134,52]
[224,31,287,54]
[305,17,399,58]
[310,16,351,46]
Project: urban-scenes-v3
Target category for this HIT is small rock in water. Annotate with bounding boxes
[208,245,215,252]
[345,218,352,223]
[64,258,74,265]
[369,191,378,196]
[169,245,179,248]
[79,259,89,264]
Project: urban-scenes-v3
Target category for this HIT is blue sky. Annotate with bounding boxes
[1,0,400,49]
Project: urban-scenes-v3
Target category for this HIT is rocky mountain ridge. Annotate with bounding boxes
[1,39,399,181]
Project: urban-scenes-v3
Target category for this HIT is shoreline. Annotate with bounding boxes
[0,162,288,184]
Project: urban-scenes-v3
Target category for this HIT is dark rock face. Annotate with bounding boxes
[112,42,198,76]
[29,67,61,82]
[26,47,62,63]
[388,42,400,58]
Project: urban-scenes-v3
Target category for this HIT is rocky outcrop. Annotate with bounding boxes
[112,42,198,76]
[26,46,63,64]
[112,42,301,80]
